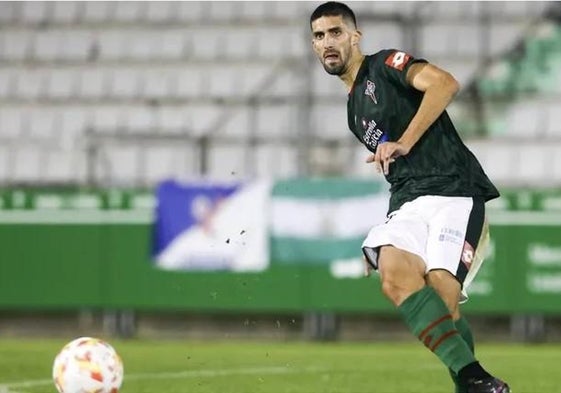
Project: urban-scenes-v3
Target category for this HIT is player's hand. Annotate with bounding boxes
[366,141,410,175]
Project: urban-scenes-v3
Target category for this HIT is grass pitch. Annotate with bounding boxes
[0,338,558,392]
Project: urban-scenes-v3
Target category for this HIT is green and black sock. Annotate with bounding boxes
[397,286,481,375]
[448,316,475,392]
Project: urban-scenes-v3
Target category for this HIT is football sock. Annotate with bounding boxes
[458,361,493,384]
[397,286,478,374]
[448,316,475,391]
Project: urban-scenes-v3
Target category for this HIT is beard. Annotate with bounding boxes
[323,62,346,76]
[321,52,348,76]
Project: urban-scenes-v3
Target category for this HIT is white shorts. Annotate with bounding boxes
[361,195,489,303]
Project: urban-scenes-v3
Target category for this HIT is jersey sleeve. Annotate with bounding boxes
[377,49,428,90]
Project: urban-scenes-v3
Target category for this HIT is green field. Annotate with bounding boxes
[0,339,558,392]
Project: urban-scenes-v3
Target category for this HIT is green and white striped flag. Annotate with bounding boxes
[270,178,389,265]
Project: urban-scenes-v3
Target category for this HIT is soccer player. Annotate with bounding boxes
[310,2,509,393]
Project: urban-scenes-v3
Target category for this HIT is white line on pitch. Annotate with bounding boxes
[0,365,326,390]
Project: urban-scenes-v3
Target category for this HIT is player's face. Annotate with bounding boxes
[311,15,357,76]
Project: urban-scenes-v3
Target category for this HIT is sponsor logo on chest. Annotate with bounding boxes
[361,118,387,150]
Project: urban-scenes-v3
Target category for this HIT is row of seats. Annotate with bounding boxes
[0,104,316,140]
[3,99,561,146]
[0,22,531,64]
[0,60,481,102]
[0,1,307,26]
[0,66,299,100]
[0,1,548,26]
[4,137,558,185]
[0,142,303,184]
[0,27,308,62]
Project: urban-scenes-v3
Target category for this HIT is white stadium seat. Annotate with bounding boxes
[16,69,48,100]
[109,69,140,99]
[82,2,112,23]
[50,1,80,24]
[78,68,109,100]
[13,146,42,181]
[0,2,18,24]
[0,32,33,61]
[123,106,156,133]
[0,108,23,138]
[113,1,145,23]
[21,1,48,24]
[47,68,79,99]
[26,108,59,139]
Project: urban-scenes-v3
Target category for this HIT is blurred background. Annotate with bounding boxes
[1,0,561,344]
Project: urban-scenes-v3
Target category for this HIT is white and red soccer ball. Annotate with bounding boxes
[52,337,124,393]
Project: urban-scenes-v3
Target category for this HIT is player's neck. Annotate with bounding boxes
[341,53,365,92]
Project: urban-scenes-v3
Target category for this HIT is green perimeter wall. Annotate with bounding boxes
[1,188,561,315]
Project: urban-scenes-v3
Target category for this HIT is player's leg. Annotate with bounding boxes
[426,270,473,393]
[425,197,509,392]
[373,245,481,380]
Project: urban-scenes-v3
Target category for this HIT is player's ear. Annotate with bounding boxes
[351,30,362,46]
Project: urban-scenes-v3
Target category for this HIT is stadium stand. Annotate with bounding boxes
[0,1,558,186]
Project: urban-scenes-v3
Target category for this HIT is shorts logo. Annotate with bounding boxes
[461,241,475,270]
[385,51,411,71]
[439,227,463,245]
[365,80,378,104]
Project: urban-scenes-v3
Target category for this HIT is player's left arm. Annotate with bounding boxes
[398,62,460,151]
[372,63,460,175]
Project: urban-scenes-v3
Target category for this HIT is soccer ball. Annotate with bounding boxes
[52,337,124,393]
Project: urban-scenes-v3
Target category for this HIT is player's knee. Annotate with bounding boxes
[378,247,425,306]
[379,270,424,307]
[426,269,461,316]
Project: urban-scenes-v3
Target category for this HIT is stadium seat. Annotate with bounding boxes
[50,1,80,24]
[0,2,18,24]
[360,24,404,55]
[82,2,112,23]
[140,69,174,99]
[78,68,109,100]
[171,67,203,99]
[144,146,196,184]
[546,101,561,136]
[0,69,16,99]
[47,69,79,99]
[104,146,141,183]
[44,150,78,182]
[0,31,33,61]
[90,106,126,133]
[189,105,222,134]
[254,144,299,178]
[143,1,176,23]
[58,30,93,62]
[157,30,186,60]
[0,108,23,138]
[109,69,141,99]
[113,1,145,23]
[255,104,294,137]
[16,69,48,100]
[123,106,157,133]
[220,109,251,138]
[21,1,48,24]
[59,107,87,147]
[154,107,189,133]
[26,108,59,139]
[13,146,43,181]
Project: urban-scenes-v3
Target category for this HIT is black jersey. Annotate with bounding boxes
[347,49,500,213]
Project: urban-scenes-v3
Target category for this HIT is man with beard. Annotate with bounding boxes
[310,2,509,393]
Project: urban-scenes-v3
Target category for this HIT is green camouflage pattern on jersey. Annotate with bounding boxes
[347,49,500,213]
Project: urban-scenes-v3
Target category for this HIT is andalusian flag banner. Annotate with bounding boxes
[270,178,389,265]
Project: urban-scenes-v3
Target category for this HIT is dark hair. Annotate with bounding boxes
[310,2,357,29]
